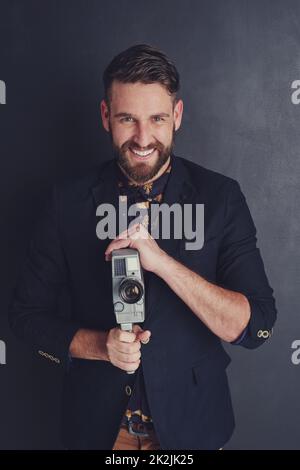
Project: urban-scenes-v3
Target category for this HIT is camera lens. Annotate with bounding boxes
[119,279,144,304]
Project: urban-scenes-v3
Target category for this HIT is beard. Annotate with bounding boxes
[110,126,176,184]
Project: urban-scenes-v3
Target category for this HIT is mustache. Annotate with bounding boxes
[122,141,163,152]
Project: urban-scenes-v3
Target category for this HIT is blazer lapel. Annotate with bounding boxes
[144,154,198,326]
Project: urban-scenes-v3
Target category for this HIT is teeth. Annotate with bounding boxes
[131,148,155,157]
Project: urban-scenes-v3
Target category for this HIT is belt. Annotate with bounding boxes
[121,416,154,437]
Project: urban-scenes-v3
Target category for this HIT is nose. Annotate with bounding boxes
[132,121,154,149]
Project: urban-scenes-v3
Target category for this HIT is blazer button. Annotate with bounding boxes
[125,385,132,396]
[257,329,271,339]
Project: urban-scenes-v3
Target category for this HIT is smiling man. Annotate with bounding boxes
[103,80,179,184]
[9,44,277,450]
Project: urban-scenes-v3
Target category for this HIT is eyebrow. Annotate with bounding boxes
[113,112,170,119]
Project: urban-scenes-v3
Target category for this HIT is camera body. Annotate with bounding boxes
[112,248,145,332]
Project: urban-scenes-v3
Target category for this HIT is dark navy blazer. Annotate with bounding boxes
[9,154,277,450]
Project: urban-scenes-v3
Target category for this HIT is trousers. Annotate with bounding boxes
[112,423,161,450]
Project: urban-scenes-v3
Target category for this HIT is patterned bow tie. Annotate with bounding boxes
[117,159,172,207]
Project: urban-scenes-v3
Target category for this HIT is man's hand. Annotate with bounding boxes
[69,325,151,372]
[104,222,166,273]
[106,325,151,372]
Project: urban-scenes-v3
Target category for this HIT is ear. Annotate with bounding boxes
[173,99,184,131]
[100,99,110,132]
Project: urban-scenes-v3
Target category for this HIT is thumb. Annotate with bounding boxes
[137,329,151,344]
[132,325,151,344]
[132,324,143,336]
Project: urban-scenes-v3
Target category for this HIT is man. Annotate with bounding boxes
[9,44,277,450]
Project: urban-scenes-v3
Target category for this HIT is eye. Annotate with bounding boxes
[153,116,165,122]
[120,116,135,123]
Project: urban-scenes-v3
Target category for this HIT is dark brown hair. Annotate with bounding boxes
[103,44,180,107]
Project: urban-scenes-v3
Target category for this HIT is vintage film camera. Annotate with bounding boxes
[112,248,145,333]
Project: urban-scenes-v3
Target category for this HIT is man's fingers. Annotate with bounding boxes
[104,222,152,261]
[138,330,151,344]
[113,358,141,372]
[105,238,131,260]
[107,326,150,372]
[132,324,143,335]
[128,223,150,240]
[115,329,136,343]
[132,325,151,344]
[113,341,141,354]
[112,349,141,364]
[133,326,151,344]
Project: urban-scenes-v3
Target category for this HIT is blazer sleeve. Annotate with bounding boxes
[217,179,277,349]
[8,185,81,369]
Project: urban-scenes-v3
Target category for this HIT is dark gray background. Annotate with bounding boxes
[0,0,299,450]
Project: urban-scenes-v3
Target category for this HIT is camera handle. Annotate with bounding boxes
[120,323,136,375]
